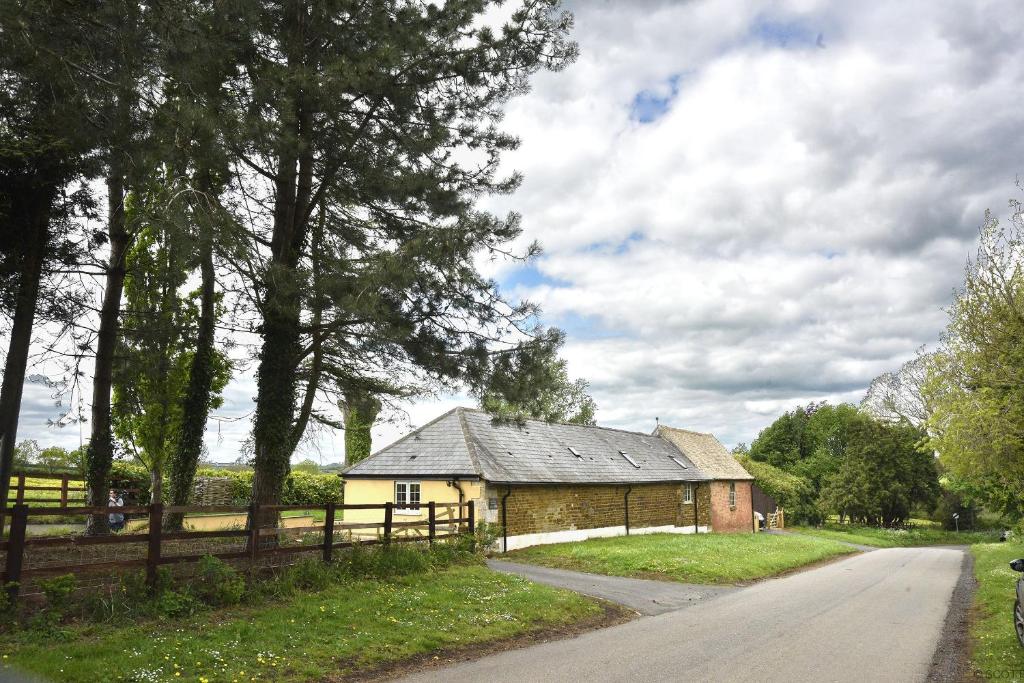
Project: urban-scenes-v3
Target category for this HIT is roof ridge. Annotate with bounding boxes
[659,424,714,437]
[455,407,484,478]
[461,405,662,439]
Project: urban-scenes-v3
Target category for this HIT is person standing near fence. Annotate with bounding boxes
[108,489,125,532]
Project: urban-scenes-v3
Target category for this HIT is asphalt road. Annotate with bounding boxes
[399,547,965,683]
[486,559,737,615]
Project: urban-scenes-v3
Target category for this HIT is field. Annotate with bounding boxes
[0,565,606,682]
[790,524,1001,548]
[505,532,855,584]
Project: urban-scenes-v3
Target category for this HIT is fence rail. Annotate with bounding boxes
[0,500,475,605]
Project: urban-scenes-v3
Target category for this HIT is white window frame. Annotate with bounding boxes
[394,480,421,515]
[728,481,737,508]
[683,483,694,504]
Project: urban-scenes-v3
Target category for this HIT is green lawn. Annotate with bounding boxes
[791,524,1001,548]
[971,543,1024,680]
[0,566,603,682]
[505,532,855,584]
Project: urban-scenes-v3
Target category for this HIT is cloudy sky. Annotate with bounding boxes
[12,0,1024,462]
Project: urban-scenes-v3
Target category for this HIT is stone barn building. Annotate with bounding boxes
[343,407,753,551]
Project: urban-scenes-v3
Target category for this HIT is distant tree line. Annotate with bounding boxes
[736,402,939,528]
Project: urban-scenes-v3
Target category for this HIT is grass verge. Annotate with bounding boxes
[505,532,855,584]
[791,524,1001,548]
[970,543,1024,680]
[0,565,604,682]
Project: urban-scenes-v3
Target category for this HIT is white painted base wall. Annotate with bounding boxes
[501,524,711,552]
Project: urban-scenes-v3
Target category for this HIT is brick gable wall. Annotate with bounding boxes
[709,480,754,532]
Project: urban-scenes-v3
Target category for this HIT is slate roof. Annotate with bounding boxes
[343,407,710,485]
[655,425,754,480]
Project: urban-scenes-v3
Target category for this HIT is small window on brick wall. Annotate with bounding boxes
[683,483,694,504]
[728,481,737,507]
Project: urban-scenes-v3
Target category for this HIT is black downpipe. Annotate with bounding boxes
[624,485,632,536]
[502,486,512,553]
[448,479,465,505]
[694,483,700,534]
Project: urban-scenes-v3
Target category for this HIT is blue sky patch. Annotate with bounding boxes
[750,16,823,49]
[630,75,682,123]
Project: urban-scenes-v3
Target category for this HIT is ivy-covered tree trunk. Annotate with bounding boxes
[164,233,217,531]
[0,180,53,525]
[249,2,312,528]
[85,169,131,535]
[342,391,381,465]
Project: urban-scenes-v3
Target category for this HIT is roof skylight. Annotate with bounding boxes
[670,456,688,469]
[568,447,582,458]
[619,450,641,468]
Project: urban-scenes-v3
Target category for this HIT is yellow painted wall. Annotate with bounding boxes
[343,479,482,526]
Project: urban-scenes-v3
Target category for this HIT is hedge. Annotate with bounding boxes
[106,460,342,505]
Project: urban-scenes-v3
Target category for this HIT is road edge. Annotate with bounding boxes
[927,548,977,682]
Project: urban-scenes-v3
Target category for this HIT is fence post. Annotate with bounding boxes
[15,474,24,504]
[146,502,163,591]
[60,475,68,507]
[383,502,393,545]
[3,504,28,605]
[247,503,259,565]
[323,503,335,563]
[428,502,436,545]
[466,500,475,535]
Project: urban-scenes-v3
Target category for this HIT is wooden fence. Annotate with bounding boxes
[0,500,474,605]
[0,471,144,534]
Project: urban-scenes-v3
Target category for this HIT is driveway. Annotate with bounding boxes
[399,547,965,683]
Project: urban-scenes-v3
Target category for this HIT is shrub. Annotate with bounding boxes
[192,555,245,607]
[39,574,77,612]
[737,455,822,524]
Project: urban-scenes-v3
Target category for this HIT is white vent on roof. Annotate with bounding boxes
[619,450,640,468]
[568,447,582,458]
[671,456,688,469]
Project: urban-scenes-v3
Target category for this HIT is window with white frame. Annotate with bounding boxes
[728,481,737,507]
[395,481,421,514]
[683,484,694,504]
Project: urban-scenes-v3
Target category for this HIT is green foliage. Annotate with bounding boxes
[819,418,939,527]
[749,402,861,494]
[924,201,1024,519]
[109,460,151,502]
[201,469,342,505]
[477,333,598,426]
[291,459,321,474]
[736,455,820,524]
[39,574,77,611]
[113,221,230,502]
[192,556,245,607]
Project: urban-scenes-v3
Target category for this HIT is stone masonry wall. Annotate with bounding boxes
[493,483,711,536]
[709,480,754,533]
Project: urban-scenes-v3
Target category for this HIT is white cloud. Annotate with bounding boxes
[8,0,1023,458]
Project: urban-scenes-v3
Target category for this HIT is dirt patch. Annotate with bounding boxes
[328,601,636,682]
[927,549,977,682]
